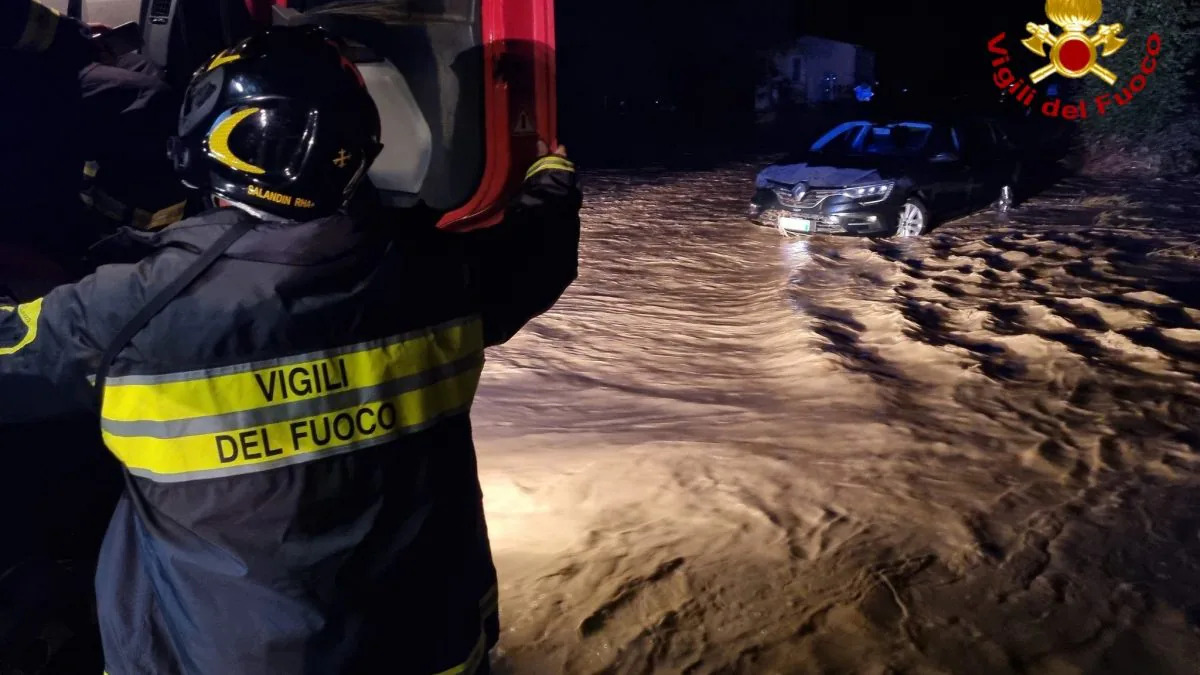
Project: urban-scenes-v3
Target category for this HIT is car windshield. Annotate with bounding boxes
[809,121,935,157]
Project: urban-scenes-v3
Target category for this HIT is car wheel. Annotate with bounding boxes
[895,198,928,237]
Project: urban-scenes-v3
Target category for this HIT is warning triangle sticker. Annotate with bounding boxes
[512,110,536,135]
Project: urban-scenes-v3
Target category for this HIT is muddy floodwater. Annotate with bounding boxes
[473,166,1200,674]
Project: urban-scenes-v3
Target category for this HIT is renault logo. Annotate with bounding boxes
[791,182,807,200]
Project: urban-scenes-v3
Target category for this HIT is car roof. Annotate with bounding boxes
[839,118,944,128]
[845,115,1005,128]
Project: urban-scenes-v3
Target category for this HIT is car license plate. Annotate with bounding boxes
[778,217,812,233]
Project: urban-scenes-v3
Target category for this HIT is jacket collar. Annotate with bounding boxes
[102,208,381,266]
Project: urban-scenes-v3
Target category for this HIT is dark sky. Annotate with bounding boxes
[807,0,1047,86]
[556,0,1048,97]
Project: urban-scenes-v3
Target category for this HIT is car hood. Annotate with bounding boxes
[758,155,912,189]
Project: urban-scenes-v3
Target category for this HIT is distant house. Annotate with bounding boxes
[756,36,876,116]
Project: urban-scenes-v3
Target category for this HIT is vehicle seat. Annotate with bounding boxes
[299,5,484,213]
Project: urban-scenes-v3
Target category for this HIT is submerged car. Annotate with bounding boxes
[749,117,1021,237]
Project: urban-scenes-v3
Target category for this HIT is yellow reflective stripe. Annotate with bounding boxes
[526,156,575,179]
[146,201,186,230]
[103,366,481,481]
[432,631,486,675]
[102,355,480,439]
[477,581,496,619]
[83,186,130,222]
[102,318,481,423]
[526,157,575,179]
[131,201,185,230]
[207,49,242,71]
[0,298,44,356]
[14,2,59,52]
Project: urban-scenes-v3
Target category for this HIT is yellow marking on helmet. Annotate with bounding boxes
[247,185,293,206]
[207,50,242,71]
[207,108,267,175]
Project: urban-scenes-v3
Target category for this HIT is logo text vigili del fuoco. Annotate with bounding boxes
[986,0,1162,119]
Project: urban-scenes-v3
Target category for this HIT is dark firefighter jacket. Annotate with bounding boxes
[0,155,581,674]
[77,52,188,234]
[2,1,186,261]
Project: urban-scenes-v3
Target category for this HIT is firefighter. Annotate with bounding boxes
[1,8,129,670]
[1,0,187,266]
[0,25,581,675]
[77,45,189,236]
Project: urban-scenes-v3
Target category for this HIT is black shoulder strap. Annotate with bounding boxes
[93,221,254,401]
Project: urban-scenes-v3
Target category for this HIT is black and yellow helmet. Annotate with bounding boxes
[169,26,382,220]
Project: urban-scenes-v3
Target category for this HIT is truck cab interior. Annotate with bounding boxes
[141,0,556,231]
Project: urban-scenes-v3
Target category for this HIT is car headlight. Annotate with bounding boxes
[838,181,894,203]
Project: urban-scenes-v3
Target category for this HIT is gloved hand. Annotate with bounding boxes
[537,140,568,159]
[522,139,579,206]
[524,139,577,192]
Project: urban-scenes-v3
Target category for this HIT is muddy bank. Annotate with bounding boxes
[474,169,1200,673]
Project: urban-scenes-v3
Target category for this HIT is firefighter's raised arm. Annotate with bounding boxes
[471,142,582,347]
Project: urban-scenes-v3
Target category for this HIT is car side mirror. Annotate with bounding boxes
[929,152,960,163]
